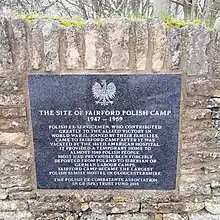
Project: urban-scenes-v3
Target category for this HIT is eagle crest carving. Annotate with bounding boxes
[92,80,116,106]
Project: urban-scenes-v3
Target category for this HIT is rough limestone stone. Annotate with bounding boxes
[0,189,8,199]
[212,188,220,195]
[1,149,30,162]
[0,118,27,131]
[0,211,34,220]
[0,174,31,189]
[150,19,169,72]
[212,120,220,132]
[0,93,25,106]
[81,203,89,211]
[135,20,148,71]
[6,186,33,194]
[184,97,212,109]
[28,200,80,213]
[89,202,140,214]
[80,213,107,220]
[9,191,36,200]
[0,18,14,77]
[185,78,212,97]
[0,76,23,92]
[182,141,215,151]
[212,110,220,119]
[85,22,111,70]
[211,180,220,188]
[107,19,130,70]
[35,193,80,203]
[183,202,205,213]
[0,157,31,189]
[163,214,182,220]
[29,19,44,70]
[208,98,220,108]
[184,109,212,120]
[35,212,78,220]
[182,131,215,144]
[42,21,61,72]
[0,107,26,117]
[66,26,84,70]
[11,19,28,74]
[207,31,220,78]
[214,17,220,30]
[182,120,212,134]
[154,214,163,220]
[0,200,27,211]
[141,202,184,214]
[205,198,220,214]
[180,179,211,196]
[108,213,150,220]
[189,211,220,220]
[167,26,182,70]
[0,132,29,147]
[181,25,210,76]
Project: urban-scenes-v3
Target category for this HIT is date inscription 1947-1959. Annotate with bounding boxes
[28,74,181,190]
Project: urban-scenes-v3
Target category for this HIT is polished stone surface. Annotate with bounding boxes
[28,74,182,190]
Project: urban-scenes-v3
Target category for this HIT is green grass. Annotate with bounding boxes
[18,12,214,29]
[160,11,214,29]
[22,13,86,27]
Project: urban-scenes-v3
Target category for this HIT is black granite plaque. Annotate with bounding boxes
[28,74,182,190]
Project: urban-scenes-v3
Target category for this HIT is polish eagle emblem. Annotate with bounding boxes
[92,80,116,106]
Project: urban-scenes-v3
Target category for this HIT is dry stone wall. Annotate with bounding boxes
[0,17,220,220]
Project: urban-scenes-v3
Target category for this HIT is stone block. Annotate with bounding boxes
[0,211,33,220]
[66,26,84,70]
[28,200,80,213]
[107,19,130,70]
[150,19,169,72]
[167,26,182,70]
[181,120,213,133]
[184,78,212,97]
[180,178,211,196]
[183,202,205,213]
[42,21,61,72]
[184,109,212,120]
[0,158,31,189]
[0,107,26,117]
[0,189,8,199]
[1,149,30,162]
[141,202,184,214]
[0,132,29,147]
[85,22,111,70]
[181,25,210,76]
[0,93,25,106]
[35,212,77,220]
[108,213,150,220]
[0,118,27,131]
[0,18,14,77]
[11,19,28,74]
[163,214,182,220]
[29,19,44,70]
[0,200,27,211]
[182,131,215,144]
[189,211,220,220]
[135,20,148,71]
[80,213,107,220]
[207,30,220,78]
[205,198,220,214]
[0,174,31,190]
[0,77,23,92]
[89,201,140,214]
[9,191,36,200]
